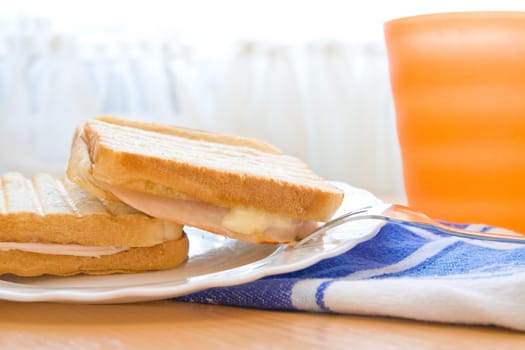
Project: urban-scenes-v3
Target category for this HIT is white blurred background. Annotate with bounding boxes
[1,0,524,198]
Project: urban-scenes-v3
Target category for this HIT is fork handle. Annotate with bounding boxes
[348,204,525,244]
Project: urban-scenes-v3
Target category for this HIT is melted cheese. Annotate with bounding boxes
[107,184,313,242]
[222,207,295,235]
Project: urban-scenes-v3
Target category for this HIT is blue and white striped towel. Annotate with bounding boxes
[178,221,525,331]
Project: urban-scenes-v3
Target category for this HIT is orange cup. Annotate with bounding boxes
[384,12,525,233]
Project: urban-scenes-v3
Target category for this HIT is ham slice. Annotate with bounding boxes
[108,186,318,244]
[0,242,127,256]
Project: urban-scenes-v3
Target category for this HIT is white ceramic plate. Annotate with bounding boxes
[0,182,383,303]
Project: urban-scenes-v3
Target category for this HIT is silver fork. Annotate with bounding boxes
[297,203,525,247]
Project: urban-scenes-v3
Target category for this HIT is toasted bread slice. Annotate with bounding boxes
[0,237,188,277]
[68,116,343,220]
[66,116,344,243]
[0,172,182,247]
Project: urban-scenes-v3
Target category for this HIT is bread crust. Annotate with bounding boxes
[67,126,120,201]
[0,233,189,277]
[69,116,344,222]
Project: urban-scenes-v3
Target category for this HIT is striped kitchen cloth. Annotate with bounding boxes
[178,221,525,331]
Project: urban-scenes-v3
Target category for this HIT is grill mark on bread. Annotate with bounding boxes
[26,178,44,216]
[96,115,283,154]
[32,174,78,215]
[103,128,298,169]
[61,176,108,215]
[55,179,81,217]
[3,173,35,214]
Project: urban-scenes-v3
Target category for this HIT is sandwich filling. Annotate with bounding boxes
[107,185,319,243]
[0,242,128,257]
[0,227,185,257]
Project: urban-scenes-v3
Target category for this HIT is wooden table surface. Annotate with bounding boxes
[1,300,524,349]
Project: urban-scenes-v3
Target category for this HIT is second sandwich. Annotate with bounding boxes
[0,172,188,276]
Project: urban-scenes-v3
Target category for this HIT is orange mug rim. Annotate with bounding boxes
[384,11,525,27]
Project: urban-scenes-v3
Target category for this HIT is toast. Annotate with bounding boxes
[0,172,188,276]
[67,116,344,244]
